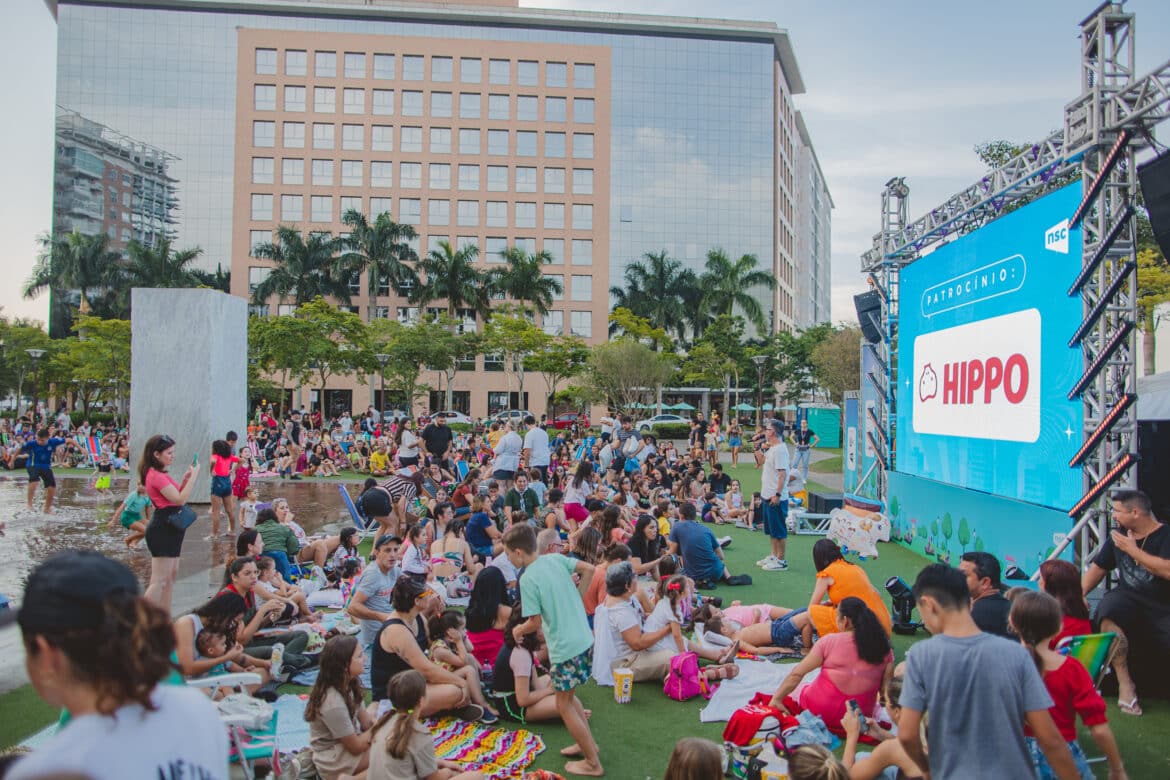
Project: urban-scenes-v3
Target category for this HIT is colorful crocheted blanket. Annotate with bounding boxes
[426,716,546,779]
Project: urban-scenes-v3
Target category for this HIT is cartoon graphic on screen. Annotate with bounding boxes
[918,363,938,402]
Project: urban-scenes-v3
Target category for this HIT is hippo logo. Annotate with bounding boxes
[918,364,938,402]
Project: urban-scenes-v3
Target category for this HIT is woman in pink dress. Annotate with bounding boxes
[768,597,894,730]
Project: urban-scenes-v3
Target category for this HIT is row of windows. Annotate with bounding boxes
[251,158,594,194]
[254,86,595,123]
[255,49,596,90]
[252,121,595,158]
[249,194,594,230]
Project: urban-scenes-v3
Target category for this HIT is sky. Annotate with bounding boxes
[2,0,1168,327]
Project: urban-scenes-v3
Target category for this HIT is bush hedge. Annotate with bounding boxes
[68,412,121,428]
[650,423,691,440]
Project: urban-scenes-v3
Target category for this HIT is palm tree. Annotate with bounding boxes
[338,209,419,323]
[251,226,350,308]
[24,230,121,312]
[192,265,231,292]
[411,240,492,324]
[492,246,562,316]
[700,249,778,334]
[608,250,693,342]
[120,239,203,288]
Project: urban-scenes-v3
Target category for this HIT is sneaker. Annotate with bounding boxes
[763,559,789,571]
[734,519,752,529]
[480,709,500,725]
[717,536,732,549]
[451,704,485,722]
[756,555,777,567]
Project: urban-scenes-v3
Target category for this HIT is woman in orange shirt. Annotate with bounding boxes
[806,539,891,637]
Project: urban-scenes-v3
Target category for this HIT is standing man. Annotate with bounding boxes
[1082,489,1170,715]
[757,419,790,572]
[959,551,1013,638]
[899,564,1080,780]
[598,412,616,444]
[788,417,819,481]
[522,415,551,484]
[420,412,454,471]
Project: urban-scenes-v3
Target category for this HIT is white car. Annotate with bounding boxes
[432,410,474,425]
[634,413,690,432]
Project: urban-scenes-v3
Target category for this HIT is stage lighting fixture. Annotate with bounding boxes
[1068,320,1134,400]
[1069,260,1135,347]
[1067,204,1134,296]
[1068,452,1137,519]
[1069,393,1136,467]
[885,576,922,635]
[1070,129,1131,229]
[869,439,889,471]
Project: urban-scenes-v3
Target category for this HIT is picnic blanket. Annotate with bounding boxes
[426,716,546,779]
[699,659,801,723]
[274,694,312,753]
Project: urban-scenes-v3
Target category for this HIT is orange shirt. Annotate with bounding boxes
[808,559,892,636]
[583,562,609,616]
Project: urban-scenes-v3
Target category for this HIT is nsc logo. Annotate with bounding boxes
[1045,219,1069,254]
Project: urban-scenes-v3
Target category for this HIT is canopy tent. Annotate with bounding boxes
[669,401,697,411]
[732,402,757,411]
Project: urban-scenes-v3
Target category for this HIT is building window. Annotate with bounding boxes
[373,53,395,79]
[515,167,537,193]
[543,310,564,335]
[545,167,565,193]
[284,49,306,76]
[277,304,297,316]
[544,96,566,123]
[517,60,538,86]
[255,48,277,75]
[516,131,537,157]
[344,52,365,78]
[342,124,364,151]
[459,93,480,119]
[312,159,334,185]
[489,58,510,85]
[371,161,392,188]
[572,133,594,159]
[281,194,303,221]
[457,236,477,252]
[573,98,594,124]
[372,89,394,115]
[515,202,537,229]
[571,275,592,301]
[248,265,271,292]
[400,126,423,152]
[397,306,420,325]
[343,88,365,114]
[458,128,480,155]
[486,201,507,228]
[431,91,452,118]
[250,194,272,221]
[341,160,363,187]
[312,123,335,149]
[254,84,276,111]
[429,163,451,189]
[545,132,566,158]
[310,196,332,222]
[486,166,507,192]
[547,61,567,88]
[485,236,507,260]
[370,196,392,216]
[457,164,479,190]
[573,63,595,89]
[252,157,274,184]
[340,196,362,218]
[372,306,390,319]
[284,85,305,112]
[517,96,538,121]
[570,311,592,337]
[428,200,450,226]
[314,87,335,113]
[315,51,336,78]
[515,237,536,254]
[249,233,272,256]
[572,204,593,230]
[544,203,565,229]
[430,127,451,154]
[282,158,304,185]
[544,238,564,264]
[402,55,424,81]
[488,94,509,120]
[400,162,422,189]
[548,274,564,300]
[431,56,453,82]
[253,121,275,147]
[402,91,423,116]
[572,168,594,195]
[571,238,592,265]
[487,130,509,156]
[485,358,505,376]
[456,200,479,227]
[371,125,393,151]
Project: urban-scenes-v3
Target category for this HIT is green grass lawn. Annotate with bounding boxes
[3,463,1167,778]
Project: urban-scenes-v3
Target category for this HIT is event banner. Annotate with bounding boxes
[856,347,881,500]
[842,392,861,493]
[895,183,1084,510]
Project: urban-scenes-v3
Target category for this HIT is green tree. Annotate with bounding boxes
[525,335,591,410]
[958,516,971,552]
[1137,247,1170,374]
[249,314,315,418]
[483,310,551,408]
[52,315,131,421]
[192,265,231,293]
[368,319,451,416]
[411,239,492,324]
[974,138,1077,216]
[584,338,675,414]
[24,231,122,330]
[493,247,563,316]
[0,317,54,418]
[293,298,371,415]
[250,227,351,308]
[941,512,954,551]
[120,239,203,288]
[607,307,673,351]
[700,249,778,334]
[811,325,863,404]
[422,318,481,411]
[339,209,419,324]
[608,250,696,342]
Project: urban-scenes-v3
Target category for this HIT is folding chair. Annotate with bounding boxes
[186,672,278,780]
[1056,632,1118,688]
[337,482,375,540]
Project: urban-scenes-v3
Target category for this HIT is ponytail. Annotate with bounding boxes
[1009,590,1063,673]
[657,575,687,618]
[382,670,426,759]
[838,597,891,666]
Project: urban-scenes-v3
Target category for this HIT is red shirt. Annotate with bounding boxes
[144,468,180,508]
[453,484,474,509]
[1049,614,1093,650]
[1024,656,1108,741]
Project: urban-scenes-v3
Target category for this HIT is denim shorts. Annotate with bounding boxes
[1026,737,1093,780]
[762,499,788,539]
[770,608,807,648]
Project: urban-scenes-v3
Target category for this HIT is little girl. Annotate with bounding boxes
[107,485,152,547]
[255,556,321,622]
[238,486,259,530]
[232,452,252,503]
[645,575,740,678]
[1010,590,1128,780]
[92,452,114,497]
[400,523,432,582]
[331,527,362,570]
[208,439,239,537]
[427,610,499,723]
[367,670,485,780]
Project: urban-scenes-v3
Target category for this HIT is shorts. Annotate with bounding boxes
[493,469,516,482]
[95,475,111,490]
[770,608,807,648]
[311,743,364,779]
[210,475,232,497]
[728,437,742,447]
[498,692,530,724]
[762,498,788,540]
[564,502,589,523]
[119,512,142,529]
[145,509,187,558]
[600,432,611,443]
[398,455,419,468]
[550,648,593,692]
[360,490,392,518]
[27,466,55,487]
[1027,737,1093,780]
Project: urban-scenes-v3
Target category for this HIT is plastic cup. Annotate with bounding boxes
[613,668,633,703]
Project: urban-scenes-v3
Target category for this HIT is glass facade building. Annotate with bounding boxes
[49,0,827,416]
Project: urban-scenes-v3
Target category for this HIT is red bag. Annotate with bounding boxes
[723,693,798,746]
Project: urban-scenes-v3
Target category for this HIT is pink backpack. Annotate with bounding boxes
[664,652,714,701]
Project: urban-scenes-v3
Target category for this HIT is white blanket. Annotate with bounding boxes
[699,659,801,723]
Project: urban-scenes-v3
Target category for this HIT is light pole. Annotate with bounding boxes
[375,353,390,416]
[26,348,46,425]
[751,354,768,428]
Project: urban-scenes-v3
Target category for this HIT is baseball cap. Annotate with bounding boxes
[585,497,607,512]
[0,550,139,632]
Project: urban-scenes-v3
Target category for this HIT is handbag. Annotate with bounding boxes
[161,504,197,530]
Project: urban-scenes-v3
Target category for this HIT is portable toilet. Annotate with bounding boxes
[798,405,841,448]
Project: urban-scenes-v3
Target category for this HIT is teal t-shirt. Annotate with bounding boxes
[519,553,592,664]
[121,492,151,523]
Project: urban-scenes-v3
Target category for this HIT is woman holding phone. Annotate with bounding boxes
[140,434,199,612]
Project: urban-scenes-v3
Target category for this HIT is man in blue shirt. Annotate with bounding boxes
[21,427,75,513]
[668,503,752,588]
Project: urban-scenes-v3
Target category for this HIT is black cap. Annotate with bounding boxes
[585,497,606,512]
[0,551,139,632]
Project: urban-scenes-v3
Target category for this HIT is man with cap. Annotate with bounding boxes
[757,419,790,571]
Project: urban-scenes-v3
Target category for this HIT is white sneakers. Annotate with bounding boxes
[756,555,788,570]
[756,555,776,567]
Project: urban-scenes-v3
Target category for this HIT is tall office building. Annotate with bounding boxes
[795,111,833,328]
[48,0,828,416]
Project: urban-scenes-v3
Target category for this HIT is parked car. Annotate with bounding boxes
[380,409,409,423]
[634,413,689,432]
[552,412,590,430]
[431,410,474,425]
[493,409,533,425]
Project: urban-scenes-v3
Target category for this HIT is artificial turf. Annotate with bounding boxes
[1,462,1166,778]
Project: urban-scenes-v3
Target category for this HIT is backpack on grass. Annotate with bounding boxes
[664,652,714,701]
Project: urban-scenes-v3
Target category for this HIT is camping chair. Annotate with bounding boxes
[73,435,100,467]
[337,482,375,540]
[1056,632,1118,766]
[187,672,278,780]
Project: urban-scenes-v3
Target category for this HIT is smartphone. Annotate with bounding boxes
[192,452,199,466]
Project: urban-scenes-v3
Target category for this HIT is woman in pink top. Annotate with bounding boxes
[139,434,199,612]
[768,597,894,730]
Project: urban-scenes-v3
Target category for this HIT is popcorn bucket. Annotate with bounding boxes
[612,668,633,703]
